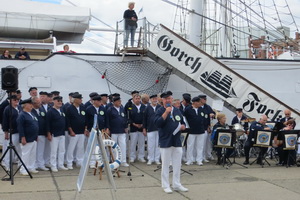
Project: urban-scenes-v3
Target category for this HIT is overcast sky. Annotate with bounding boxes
[25,0,300,54]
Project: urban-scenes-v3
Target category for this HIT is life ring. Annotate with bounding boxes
[95,139,122,170]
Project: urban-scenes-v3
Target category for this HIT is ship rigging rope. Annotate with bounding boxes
[236,0,300,48]
[163,0,296,51]
[65,55,171,95]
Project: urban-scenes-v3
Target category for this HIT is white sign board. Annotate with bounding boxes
[149,25,300,125]
[77,128,97,192]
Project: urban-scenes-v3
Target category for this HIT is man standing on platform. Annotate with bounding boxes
[123,2,138,47]
[154,91,188,194]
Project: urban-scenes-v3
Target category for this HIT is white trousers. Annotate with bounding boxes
[66,134,85,167]
[130,131,145,160]
[36,135,46,168]
[44,137,51,165]
[160,147,183,189]
[111,133,127,163]
[147,131,160,162]
[50,135,65,168]
[203,131,213,159]
[20,141,37,173]
[187,133,206,163]
[64,131,69,163]
[4,133,22,166]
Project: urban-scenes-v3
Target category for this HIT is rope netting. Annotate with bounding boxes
[86,60,172,95]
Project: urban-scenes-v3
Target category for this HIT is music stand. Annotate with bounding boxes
[250,130,274,167]
[214,129,235,168]
[279,130,300,168]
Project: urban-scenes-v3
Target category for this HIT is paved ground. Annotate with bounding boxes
[1,156,300,200]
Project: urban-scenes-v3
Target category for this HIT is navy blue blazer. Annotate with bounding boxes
[154,106,185,148]
[17,111,39,142]
[86,105,107,131]
[198,104,214,129]
[46,107,66,137]
[184,106,205,134]
[84,101,92,109]
[106,106,127,134]
[40,103,52,113]
[2,105,21,134]
[143,104,161,132]
[248,121,266,141]
[0,99,9,124]
[129,104,146,132]
[66,104,86,134]
[31,107,47,136]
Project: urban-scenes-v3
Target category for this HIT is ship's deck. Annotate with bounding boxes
[1,157,300,200]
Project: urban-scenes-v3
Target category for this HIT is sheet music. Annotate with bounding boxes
[173,123,181,135]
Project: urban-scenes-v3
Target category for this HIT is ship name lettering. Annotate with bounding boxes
[157,35,201,73]
[242,92,282,121]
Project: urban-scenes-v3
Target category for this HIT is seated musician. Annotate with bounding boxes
[275,120,296,166]
[212,113,233,165]
[280,109,296,128]
[231,108,249,131]
[243,115,271,165]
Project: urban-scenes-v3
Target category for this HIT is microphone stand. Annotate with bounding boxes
[125,102,144,181]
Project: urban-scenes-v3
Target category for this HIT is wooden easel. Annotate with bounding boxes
[93,131,121,180]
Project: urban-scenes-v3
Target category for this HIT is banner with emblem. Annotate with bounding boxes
[148,25,300,125]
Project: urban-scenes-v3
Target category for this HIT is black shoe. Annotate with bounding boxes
[216,157,221,165]
[256,160,263,165]
[243,160,249,165]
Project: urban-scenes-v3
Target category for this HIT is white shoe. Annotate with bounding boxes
[51,167,58,172]
[163,187,173,194]
[147,161,152,165]
[29,169,39,174]
[203,159,210,163]
[20,172,29,176]
[208,156,215,161]
[138,158,146,163]
[38,166,49,171]
[155,161,161,165]
[67,166,73,170]
[129,159,134,163]
[121,163,129,167]
[45,164,51,168]
[173,186,188,192]
[58,166,69,171]
[197,162,203,166]
[185,161,193,166]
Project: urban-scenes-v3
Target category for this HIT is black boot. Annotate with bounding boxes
[243,159,249,165]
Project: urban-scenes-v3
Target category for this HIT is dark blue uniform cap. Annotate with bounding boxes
[161,91,173,98]
[92,95,102,101]
[20,98,32,105]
